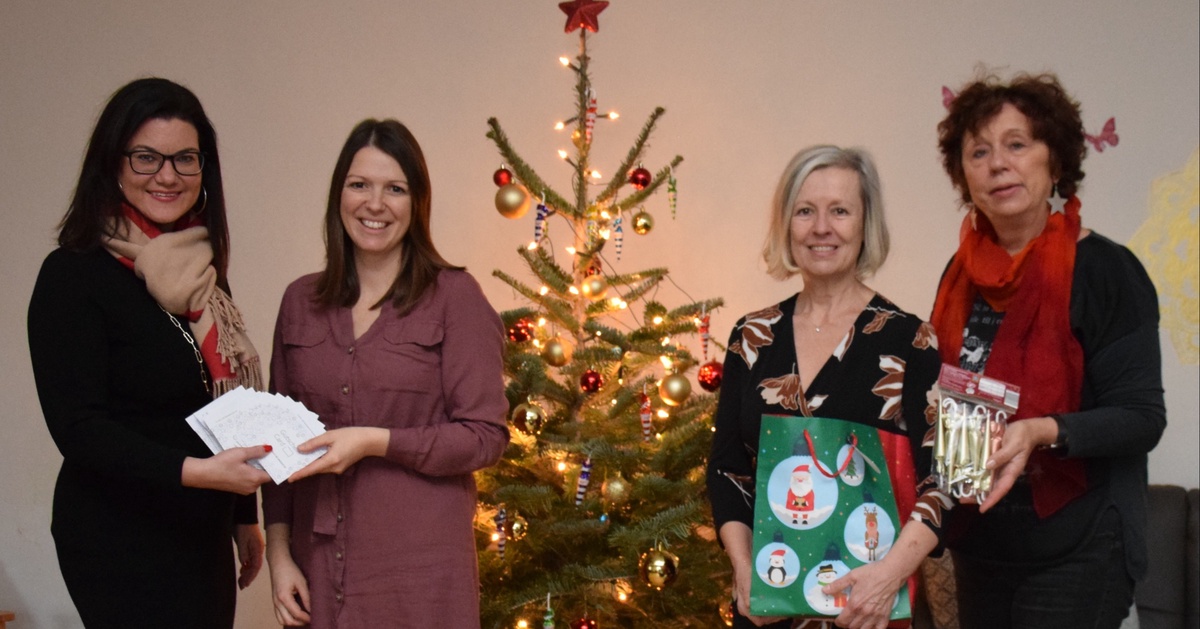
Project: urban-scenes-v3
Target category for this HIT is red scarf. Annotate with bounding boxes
[931,197,1087,518]
[104,204,262,396]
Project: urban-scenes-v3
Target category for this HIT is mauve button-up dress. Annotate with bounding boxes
[263,270,509,628]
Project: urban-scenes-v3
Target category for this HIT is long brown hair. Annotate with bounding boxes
[59,77,232,290]
[315,118,460,316]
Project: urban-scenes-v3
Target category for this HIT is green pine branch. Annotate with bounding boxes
[485,118,574,215]
[519,246,575,292]
[613,156,685,215]
[594,107,668,206]
[493,269,580,333]
[608,501,703,555]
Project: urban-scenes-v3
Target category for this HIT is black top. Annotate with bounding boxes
[28,246,257,629]
[707,293,947,538]
[944,233,1166,579]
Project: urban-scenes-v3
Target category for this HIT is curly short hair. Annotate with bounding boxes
[762,145,889,280]
[937,72,1086,205]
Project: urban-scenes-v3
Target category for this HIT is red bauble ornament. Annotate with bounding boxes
[698,360,723,392]
[493,167,513,187]
[580,368,604,393]
[628,166,652,190]
[506,318,535,343]
[558,0,609,33]
[570,619,599,629]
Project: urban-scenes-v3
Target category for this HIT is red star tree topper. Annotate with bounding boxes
[559,0,609,33]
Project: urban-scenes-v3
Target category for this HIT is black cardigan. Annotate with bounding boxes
[946,232,1166,580]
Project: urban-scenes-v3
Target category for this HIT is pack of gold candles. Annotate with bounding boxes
[934,364,1020,503]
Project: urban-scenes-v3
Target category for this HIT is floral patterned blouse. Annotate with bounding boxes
[707,293,950,539]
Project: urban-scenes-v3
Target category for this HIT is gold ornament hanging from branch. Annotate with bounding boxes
[541,337,574,367]
[632,210,654,235]
[580,274,609,301]
[637,543,680,590]
[495,183,531,219]
[659,373,691,406]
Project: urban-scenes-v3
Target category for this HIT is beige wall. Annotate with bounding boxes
[2,1,1196,627]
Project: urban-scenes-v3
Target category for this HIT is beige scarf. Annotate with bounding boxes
[103,204,263,397]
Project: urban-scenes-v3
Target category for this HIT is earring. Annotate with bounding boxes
[1049,182,1066,214]
[196,187,208,214]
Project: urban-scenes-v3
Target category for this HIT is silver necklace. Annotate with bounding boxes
[795,312,829,333]
[160,306,210,393]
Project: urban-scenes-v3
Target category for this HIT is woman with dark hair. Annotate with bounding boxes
[263,118,508,628]
[706,145,947,629]
[28,77,271,628]
[927,72,1166,628]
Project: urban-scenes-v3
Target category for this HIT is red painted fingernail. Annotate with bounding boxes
[263,445,273,453]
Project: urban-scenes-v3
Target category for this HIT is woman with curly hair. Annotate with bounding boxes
[927,72,1165,629]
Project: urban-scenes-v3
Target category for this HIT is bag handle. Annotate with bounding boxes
[803,429,858,478]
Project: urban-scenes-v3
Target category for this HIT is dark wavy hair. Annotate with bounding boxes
[58,77,231,288]
[937,72,1087,206]
[315,118,460,316]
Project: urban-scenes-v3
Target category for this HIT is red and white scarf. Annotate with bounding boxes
[103,204,263,397]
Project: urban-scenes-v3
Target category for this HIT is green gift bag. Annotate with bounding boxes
[748,414,911,622]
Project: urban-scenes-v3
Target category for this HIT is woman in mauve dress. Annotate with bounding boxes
[263,118,509,628]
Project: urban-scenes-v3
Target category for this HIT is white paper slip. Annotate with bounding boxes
[186,387,328,484]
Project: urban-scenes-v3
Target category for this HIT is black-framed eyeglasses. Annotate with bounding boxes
[123,149,205,176]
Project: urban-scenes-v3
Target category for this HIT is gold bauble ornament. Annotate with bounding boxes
[659,373,692,406]
[541,337,574,367]
[507,513,528,541]
[720,601,735,626]
[580,275,609,301]
[511,399,546,436]
[601,475,630,504]
[637,544,680,590]
[632,210,654,235]
[495,183,531,219]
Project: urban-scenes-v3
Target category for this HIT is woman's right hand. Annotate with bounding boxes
[720,521,787,626]
[267,550,312,627]
[732,558,787,626]
[181,445,273,495]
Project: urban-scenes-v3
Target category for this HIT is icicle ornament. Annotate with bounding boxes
[575,456,593,505]
[667,167,677,218]
[494,507,507,560]
[639,391,653,442]
[534,194,550,245]
[585,89,597,143]
[613,216,624,261]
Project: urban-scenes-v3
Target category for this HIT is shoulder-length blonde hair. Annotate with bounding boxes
[761,145,889,281]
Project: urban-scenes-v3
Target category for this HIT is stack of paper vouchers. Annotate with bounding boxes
[186,386,328,484]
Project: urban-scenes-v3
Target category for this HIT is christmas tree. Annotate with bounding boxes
[474,2,730,627]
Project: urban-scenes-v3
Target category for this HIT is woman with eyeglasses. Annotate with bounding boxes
[28,77,271,629]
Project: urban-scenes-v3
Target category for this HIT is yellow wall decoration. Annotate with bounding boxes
[1128,147,1200,365]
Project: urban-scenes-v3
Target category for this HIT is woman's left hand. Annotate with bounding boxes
[234,523,265,589]
[287,427,390,483]
[824,561,906,629]
[979,416,1058,513]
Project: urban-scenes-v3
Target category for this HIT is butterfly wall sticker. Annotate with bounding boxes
[1085,117,1119,152]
